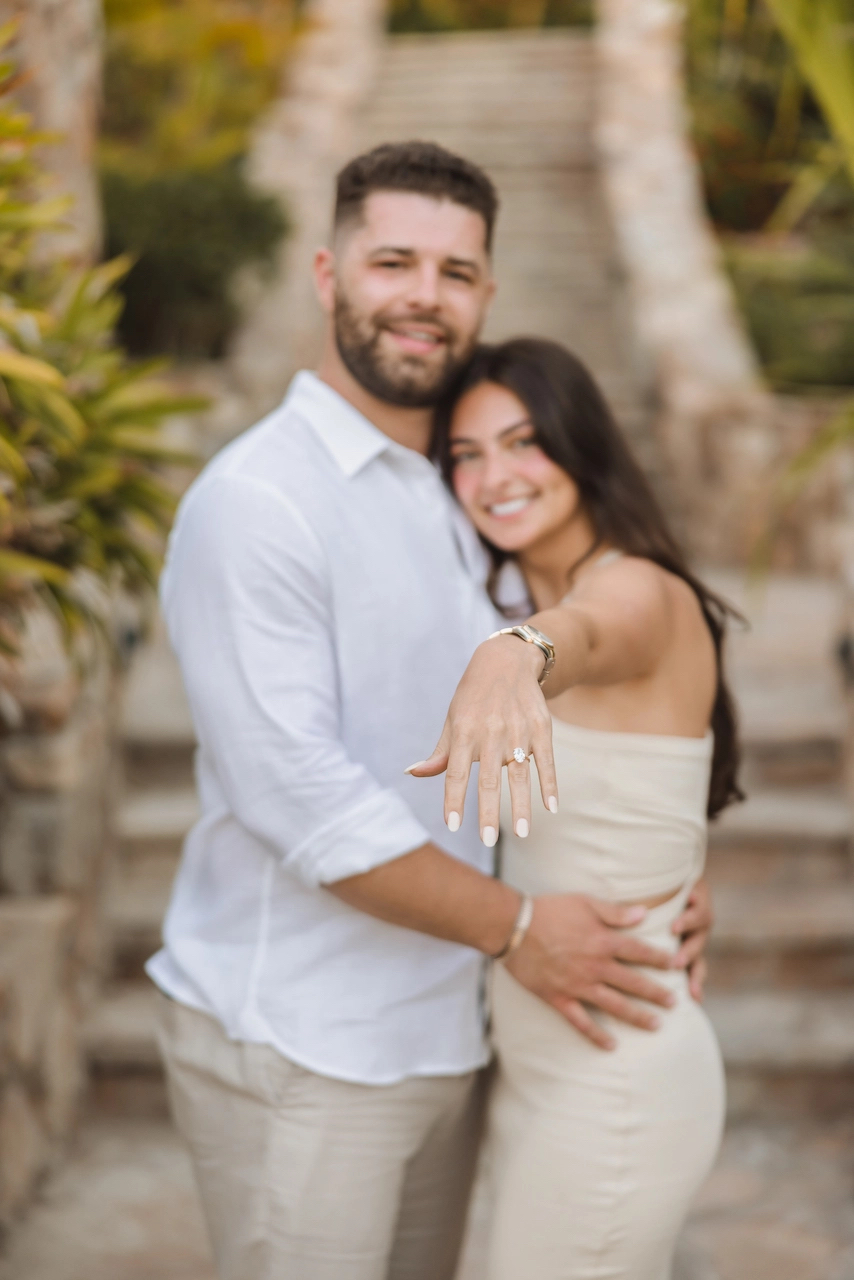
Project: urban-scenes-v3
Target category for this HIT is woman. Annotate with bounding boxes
[432,338,741,1280]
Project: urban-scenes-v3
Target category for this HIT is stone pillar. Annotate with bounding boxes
[0,0,103,263]
[0,898,79,1228]
[595,0,778,561]
[224,0,388,430]
[0,607,118,1227]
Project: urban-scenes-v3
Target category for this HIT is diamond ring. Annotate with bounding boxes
[512,747,528,765]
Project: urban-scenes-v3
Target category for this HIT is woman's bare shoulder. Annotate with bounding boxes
[578,554,709,640]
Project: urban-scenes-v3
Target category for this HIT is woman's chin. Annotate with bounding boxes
[477,524,537,553]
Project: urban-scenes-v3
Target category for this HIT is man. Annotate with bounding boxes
[148,141,712,1280]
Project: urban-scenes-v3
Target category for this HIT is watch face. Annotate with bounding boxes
[527,625,555,652]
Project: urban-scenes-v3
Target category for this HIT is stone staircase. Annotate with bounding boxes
[703,571,854,1119]
[83,31,854,1128]
[84,571,854,1127]
[355,30,656,471]
[85,617,197,1112]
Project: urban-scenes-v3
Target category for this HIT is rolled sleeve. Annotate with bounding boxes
[161,474,430,888]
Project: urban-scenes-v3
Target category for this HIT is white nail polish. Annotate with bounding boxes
[515,818,529,838]
[548,796,558,814]
[482,826,498,847]
[447,811,461,833]
[403,761,427,775]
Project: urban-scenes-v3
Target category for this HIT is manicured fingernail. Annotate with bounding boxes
[515,818,529,838]
[447,811,461,833]
[482,826,498,847]
[548,796,558,813]
[665,993,676,1008]
[625,905,646,924]
[404,761,427,775]
[647,1016,661,1031]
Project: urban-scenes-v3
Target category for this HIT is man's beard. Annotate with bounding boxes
[333,292,476,408]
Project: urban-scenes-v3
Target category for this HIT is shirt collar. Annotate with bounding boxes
[285,370,403,479]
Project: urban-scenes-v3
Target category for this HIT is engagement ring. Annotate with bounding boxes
[512,747,528,765]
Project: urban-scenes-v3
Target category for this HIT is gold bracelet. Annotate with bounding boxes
[492,893,534,961]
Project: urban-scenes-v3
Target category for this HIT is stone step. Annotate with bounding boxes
[117,786,198,855]
[84,984,167,1116]
[707,990,854,1118]
[713,788,850,843]
[123,740,196,792]
[84,986,854,1122]
[708,788,851,886]
[106,852,175,980]
[709,883,854,991]
[121,620,195,750]
[85,984,162,1071]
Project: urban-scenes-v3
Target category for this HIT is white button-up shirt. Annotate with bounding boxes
[147,372,502,1084]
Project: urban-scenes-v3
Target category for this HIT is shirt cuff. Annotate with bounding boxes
[288,788,432,888]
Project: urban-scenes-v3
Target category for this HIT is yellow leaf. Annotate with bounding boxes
[0,549,69,585]
[0,349,64,388]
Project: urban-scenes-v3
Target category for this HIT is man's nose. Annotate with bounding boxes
[405,262,442,310]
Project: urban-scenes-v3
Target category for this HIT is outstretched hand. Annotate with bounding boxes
[406,634,554,842]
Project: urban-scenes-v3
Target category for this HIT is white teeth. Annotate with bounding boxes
[397,329,439,343]
[489,497,531,517]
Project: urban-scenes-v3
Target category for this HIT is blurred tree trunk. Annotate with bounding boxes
[225,0,388,426]
[0,0,103,263]
[595,0,778,561]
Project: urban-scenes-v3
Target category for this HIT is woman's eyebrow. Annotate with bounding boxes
[497,417,533,438]
[450,418,533,447]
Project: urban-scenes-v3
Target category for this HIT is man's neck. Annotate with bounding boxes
[315,342,433,457]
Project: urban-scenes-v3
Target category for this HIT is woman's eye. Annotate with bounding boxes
[511,436,535,449]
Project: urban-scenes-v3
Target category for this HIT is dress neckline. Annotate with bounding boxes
[550,716,713,754]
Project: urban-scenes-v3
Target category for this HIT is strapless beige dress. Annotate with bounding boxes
[488,718,725,1280]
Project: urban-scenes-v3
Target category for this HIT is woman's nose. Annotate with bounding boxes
[480,447,515,494]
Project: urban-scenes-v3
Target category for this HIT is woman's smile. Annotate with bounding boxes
[483,494,536,520]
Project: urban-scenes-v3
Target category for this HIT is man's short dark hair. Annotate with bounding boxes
[334,141,499,253]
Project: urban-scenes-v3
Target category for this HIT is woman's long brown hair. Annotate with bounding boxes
[434,338,744,819]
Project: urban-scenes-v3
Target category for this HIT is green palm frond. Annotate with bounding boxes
[0,26,203,653]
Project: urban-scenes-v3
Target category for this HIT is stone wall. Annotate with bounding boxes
[0,609,118,1232]
[0,0,104,263]
[215,0,387,440]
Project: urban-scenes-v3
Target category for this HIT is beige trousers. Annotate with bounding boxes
[155,993,486,1280]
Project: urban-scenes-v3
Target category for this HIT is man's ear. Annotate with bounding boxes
[313,247,336,314]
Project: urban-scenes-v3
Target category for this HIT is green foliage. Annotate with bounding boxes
[100,0,296,358]
[102,162,286,359]
[388,0,592,33]
[684,0,837,230]
[101,0,299,176]
[727,236,854,386]
[685,0,854,390]
[0,30,202,651]
[763,0,854,188]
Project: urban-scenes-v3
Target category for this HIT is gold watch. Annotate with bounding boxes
[488,624,556,686]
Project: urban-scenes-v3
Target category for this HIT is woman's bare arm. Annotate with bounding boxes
[408,557,675,836]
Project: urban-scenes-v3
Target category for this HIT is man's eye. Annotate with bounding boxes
[445,270,475,283]
[376,260,405,270]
